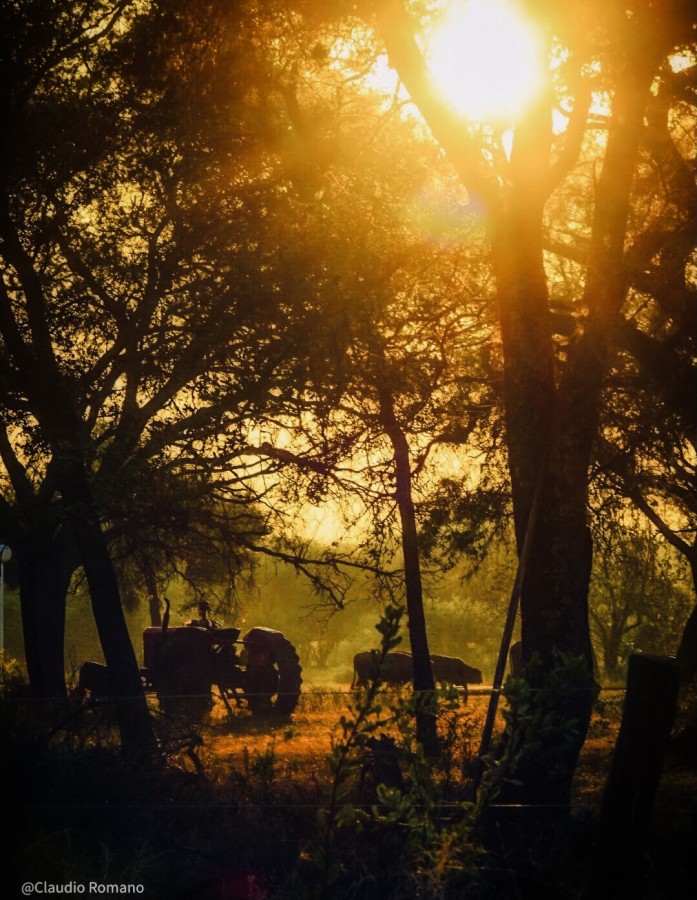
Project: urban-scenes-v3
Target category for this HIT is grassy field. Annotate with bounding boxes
[4,684,696,899]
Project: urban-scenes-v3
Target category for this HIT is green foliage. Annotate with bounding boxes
[589,508,693,680]
[0,652,27,697]
[478,653,591,806]
[312,606,485,899]
[318,606,404,874]
[419,474,511,569]
[242,742,280,797]
[369,689,484,898]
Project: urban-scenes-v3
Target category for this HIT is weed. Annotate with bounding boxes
[0,652,27,696]
[310,607,485,899]
[248,742,278,786]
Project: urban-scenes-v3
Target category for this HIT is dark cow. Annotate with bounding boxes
[351,650,482,689]
[430,654,482,687]
[351,651,410,688]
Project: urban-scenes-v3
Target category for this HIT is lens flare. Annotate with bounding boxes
[426,0,544,121]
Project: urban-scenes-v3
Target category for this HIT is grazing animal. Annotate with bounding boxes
[351,651,411,688]
[430,653,483,687]
[351,650,482,689]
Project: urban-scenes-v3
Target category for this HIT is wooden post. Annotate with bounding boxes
[470,464,545,793]
[584,654,679,898]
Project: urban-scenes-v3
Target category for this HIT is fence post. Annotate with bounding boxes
[584,653,679,898]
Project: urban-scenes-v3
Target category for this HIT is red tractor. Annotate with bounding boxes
[79,602,303,719]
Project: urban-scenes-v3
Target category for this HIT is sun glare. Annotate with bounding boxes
[426,0,544,121]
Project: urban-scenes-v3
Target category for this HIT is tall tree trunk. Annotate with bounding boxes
[490,24,662,804]
[672,553,697,758]
[58,456,157,764]
[370,1,593,802]
[602,630,623,684]
[488,95,595,803]
[0,193,156,762]
[371,0,670,805]
[0,433,73,699]
[676,551,697,688]
[377,378,438,755]
[17,522,76,699]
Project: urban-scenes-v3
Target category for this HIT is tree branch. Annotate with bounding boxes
[368,0,502,216]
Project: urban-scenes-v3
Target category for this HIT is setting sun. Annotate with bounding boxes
[426,0,544,121]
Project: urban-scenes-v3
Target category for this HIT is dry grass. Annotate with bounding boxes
[196,684,486,758]
[9,683,696,899]
[172,685,616,809]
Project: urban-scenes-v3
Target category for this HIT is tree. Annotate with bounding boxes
[336,0,697,802]
[589,507,692,681]
[232,26,501,749]
[0,0,422,714]
[0,0,310,742]
[590,48,697,686]
[1,0,161,758]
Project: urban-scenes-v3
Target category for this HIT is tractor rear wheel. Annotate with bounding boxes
[244,636,302,716]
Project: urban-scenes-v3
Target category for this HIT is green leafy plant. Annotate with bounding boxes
[316,605,404,892]
[0,653,27,697]
[476,652,591,807]
[368,685,483,898]
[314,607,485,898]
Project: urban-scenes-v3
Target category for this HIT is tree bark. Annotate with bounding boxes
[676,553,697,687]
[57,454,157,764]
[377,377,438,755]
[0,437,75,699]
[487,96,596,803]
[584,655,679,899]
[500,36,660,800]
[17,521,76,699]
[370,0,670,805]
